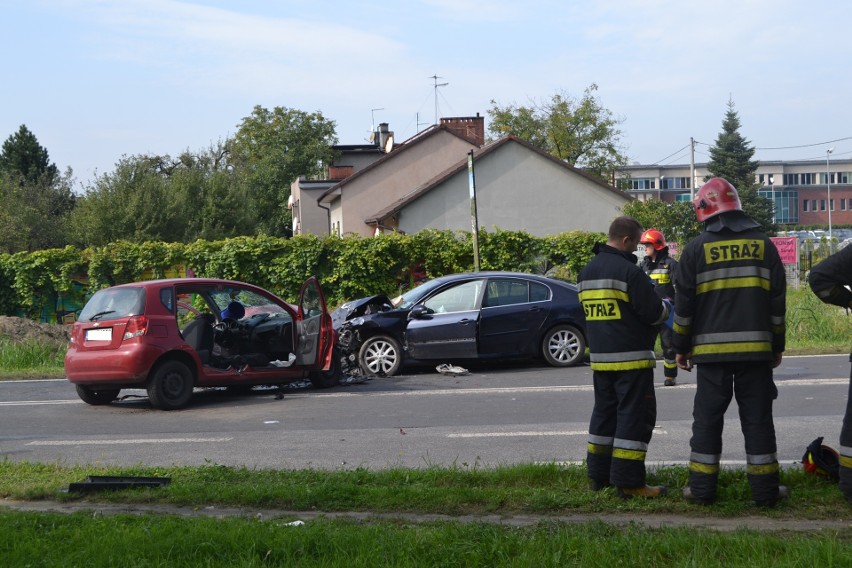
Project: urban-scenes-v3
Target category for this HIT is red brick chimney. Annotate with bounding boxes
[440,113,485,146]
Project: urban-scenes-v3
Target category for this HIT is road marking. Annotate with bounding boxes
[448,430,588,438]
[306,377,849,398]
[0,399,81,406]
[27,437,233,446]
[1,377,847,407]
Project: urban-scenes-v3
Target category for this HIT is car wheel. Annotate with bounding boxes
[147,360,195,410]
[358,335,402,376]
[75,384,120,406]
[542,324,586,367]
[309,346,343,389]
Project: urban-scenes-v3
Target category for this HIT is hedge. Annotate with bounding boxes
[0,229,606,322]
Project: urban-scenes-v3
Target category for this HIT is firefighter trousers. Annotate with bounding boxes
[839,357,852,502]
[587,368,656,488]
[687,361,779,503]
[659,325,677,379]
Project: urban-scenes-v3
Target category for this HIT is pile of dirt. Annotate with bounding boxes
[0,316,70,347]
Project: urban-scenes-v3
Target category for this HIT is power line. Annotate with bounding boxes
[756,136,852,151]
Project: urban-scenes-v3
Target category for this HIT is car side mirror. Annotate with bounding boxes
[408,304,431,320]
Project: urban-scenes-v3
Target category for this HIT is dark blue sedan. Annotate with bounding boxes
[332,271,587,376]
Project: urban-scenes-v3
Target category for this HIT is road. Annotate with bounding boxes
[0,354,848,470]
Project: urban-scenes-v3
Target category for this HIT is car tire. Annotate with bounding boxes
[309,346,343,389]
[358,335,402,377]
[147,360,195,410]
[542,324,586,367]
[75,384,120,406]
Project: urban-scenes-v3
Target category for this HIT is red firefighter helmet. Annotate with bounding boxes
[693,177,742,222]
[801,437,840,481]
[640,229,666,251]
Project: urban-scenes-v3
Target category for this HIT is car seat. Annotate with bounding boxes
[182,313,216,364]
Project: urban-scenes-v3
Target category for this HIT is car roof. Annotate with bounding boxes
[110,278,250,288]
[430,271,576,288]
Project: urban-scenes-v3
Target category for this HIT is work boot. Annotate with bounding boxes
[683,486,715,505]
[663,378,676,386]
[589,479,611,492]
[754,485,790,507]
[617,485,667,499]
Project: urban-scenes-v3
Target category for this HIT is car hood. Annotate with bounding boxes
[331,294,395,328]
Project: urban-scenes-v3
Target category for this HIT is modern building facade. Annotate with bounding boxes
[617,157,852,228]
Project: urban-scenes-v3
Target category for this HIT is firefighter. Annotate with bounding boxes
[673,178,788,506]
[808,245,852,503]
[639,228,679,386]
[578,216,671,498]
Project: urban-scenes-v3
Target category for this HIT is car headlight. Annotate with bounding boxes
[350,317,365,326]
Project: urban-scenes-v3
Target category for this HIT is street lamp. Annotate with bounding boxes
[769,175,775,224]
[827,148,835,253]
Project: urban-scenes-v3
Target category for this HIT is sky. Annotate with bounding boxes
[4,0,852,189]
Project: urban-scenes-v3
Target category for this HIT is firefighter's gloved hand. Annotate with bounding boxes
[676,352,693,372]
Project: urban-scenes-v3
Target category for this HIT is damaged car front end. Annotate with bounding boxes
[332,294,408,377]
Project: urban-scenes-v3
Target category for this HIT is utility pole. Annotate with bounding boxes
[690,137,696,201]
[429,74,448,125]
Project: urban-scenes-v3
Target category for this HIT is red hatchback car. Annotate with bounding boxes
[65,277,337,410]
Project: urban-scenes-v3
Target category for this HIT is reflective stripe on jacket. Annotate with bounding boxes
[578,243,669,371]
[640,249,677,300]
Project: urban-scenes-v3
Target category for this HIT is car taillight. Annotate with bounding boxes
[123,315,149,341]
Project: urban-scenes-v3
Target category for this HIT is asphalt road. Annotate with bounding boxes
[0,354,849,470]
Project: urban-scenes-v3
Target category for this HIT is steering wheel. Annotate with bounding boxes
[213,317,238,332]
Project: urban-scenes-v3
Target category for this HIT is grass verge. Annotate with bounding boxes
[2,510,849,567]
[2,461,851,567]
[1,460,849,519]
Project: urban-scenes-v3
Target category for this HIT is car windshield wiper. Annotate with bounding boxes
[88,310,115,321]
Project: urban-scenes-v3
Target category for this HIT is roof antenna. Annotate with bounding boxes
[368,108,384,142]
[429,74,448,125]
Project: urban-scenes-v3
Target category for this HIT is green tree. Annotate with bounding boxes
[622,199,702,249]
[0,125,75,251]
[487,84,628,182]
[68,146,253,247]
[228,106,338,236]
[0,125,58,185]
[705,100,775,234]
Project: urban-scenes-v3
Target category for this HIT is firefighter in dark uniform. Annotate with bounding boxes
[639,229,679,386]
[673,178,787,506]
[578,216,671,498]
[808,245,852,503]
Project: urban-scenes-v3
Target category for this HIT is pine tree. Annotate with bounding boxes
[705,100,775,234]
[0,124,58,185]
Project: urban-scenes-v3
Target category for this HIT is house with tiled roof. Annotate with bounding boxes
[366,135,631,237]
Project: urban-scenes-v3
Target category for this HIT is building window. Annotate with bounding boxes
[841,199,847,211]
[661,177,691,190]
[821,199,826,211]
[803,200,809,212]
[812,200,817,211]
[784,173,799,185]
[628,178,656,190]
[830,199,835,211]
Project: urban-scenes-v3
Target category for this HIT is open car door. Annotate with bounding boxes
[294,276,333,370]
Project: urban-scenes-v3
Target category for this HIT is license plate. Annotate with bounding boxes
[85,328,112,341]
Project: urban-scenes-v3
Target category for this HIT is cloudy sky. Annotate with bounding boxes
[4,0,851,187]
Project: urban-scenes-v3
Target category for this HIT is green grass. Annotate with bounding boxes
[1,511,849,568]
[0,338,66,379]
[2,461,851,567]
[0,460,848,520]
